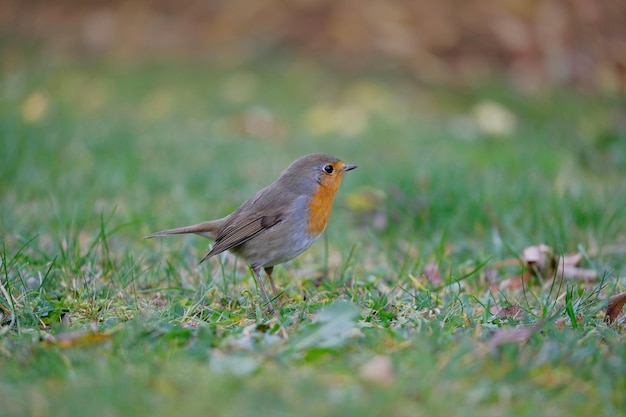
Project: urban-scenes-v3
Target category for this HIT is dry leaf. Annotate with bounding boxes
[499,271,533,290]
[472,101,516,135]
[522,244,553,276]
[21,91,49,123]
[490,304,523,319]
[487,322,542,349]
[345,187,386,212]
[495,244,599,286]
[303,104,368,137]
[41,324,116,348]
[345,186,388,230]
[605,292,626,324]
[553,252,596,280]
[359,355,395,386]
[483,268,501,286]
[423,262,441,286]
[233,107,286,140]
[555,313,583,328]
[556,264,597,281]
[561,252,583,266]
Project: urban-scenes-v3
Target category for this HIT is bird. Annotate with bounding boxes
[145,153,357,311]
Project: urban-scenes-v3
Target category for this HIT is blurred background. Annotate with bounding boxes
[2,0,625,92]
[1,0,625,254]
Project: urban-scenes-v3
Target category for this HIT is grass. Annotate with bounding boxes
[1,51,626,416]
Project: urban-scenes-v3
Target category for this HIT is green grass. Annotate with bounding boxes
[1,52,626,416]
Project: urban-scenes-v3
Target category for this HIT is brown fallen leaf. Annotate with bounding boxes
[231,106,287,140]
[494,244,599,286]
[522,244,554,276]
[345,187,388,230]
[483,268,501,286]
[0,302,12,317]
[487,322,543,349]
[490,304,523,319]
[555,313,583,328]
[499,271,533,290]
[423,262,442,286]
[561,252,583,266]
[41,326,116,348]
[359,355,395,386]
[605,292,626,324]
[556,264,597,281]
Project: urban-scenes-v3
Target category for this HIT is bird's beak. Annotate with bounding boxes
[343,164,357,172]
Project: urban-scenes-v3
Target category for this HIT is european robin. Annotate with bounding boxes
[146,153,357,311]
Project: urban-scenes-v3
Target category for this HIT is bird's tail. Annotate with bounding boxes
[144,219,224,240]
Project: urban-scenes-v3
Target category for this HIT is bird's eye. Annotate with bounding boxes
[323,164,334,174]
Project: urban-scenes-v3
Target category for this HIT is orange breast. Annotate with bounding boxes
[307,180,341,236]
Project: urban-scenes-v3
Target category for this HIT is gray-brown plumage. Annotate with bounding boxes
[145,153,357,311]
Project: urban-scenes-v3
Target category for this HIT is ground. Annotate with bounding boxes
[1,56,625,416]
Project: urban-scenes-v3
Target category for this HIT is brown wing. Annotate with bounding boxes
[199,212,284,263]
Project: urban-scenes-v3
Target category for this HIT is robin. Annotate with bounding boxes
[145,153,357,311]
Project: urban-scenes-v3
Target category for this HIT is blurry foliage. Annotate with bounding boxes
[1,0,625,92]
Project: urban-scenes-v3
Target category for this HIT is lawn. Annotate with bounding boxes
[1,54,625,416]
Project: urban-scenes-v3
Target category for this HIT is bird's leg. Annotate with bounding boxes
[250,266,275,312]
[264,266,281,300]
